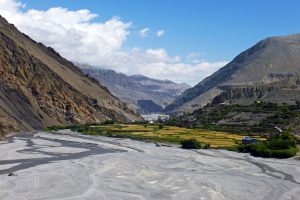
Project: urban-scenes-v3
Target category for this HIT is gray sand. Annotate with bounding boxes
[0,131,299,200]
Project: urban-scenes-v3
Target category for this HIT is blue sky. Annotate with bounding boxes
[21,0,300,62]
[1,0,300,85]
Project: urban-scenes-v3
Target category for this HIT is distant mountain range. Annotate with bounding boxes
[166,34,300,114]
[79,64,190,114]
[0,15,141,135]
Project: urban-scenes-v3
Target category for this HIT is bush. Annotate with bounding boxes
[250,143,272,157]
[295,136,300,145]
[44,125,69,131]
[270,148,298,158]
[269,139,292,150]
[158,124,164,129]
[103,120,115,125]
[181,139,202,149]
[202,143,211,149]
[238,132,298,158]
[226,145,239,152]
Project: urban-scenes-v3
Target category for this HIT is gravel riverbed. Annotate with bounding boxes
[0,130,299,200]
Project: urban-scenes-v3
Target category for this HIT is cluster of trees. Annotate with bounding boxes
[238,132,298,158]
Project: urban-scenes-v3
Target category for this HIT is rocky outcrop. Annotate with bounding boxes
[212,75,300,105]
[166,34,300,113]
[0,15,142,135]
[0,106,19,137]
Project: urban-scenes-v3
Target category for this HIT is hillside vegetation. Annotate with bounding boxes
[168,101,300,136]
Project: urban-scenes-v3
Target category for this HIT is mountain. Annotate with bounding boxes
[165,34,300,114]
[137,100,163,113]
[79,65,190,114]
[0,15,141,136]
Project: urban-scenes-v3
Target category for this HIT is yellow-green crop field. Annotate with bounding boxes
[88,124,265,148]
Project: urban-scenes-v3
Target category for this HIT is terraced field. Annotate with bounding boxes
[82,124,264,148]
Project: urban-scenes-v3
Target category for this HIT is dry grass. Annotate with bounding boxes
[90,124,265,148]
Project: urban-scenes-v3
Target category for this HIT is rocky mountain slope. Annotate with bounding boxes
[165,34,300,114]
[0,15,141,136]
[80,65,190,113]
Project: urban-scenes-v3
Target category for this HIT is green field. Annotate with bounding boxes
[65,124,265,148]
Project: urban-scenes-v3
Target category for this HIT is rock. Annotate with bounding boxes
[8,172,17,176]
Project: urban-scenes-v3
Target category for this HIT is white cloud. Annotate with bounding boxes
[0,0,228,86]
[0,0,131,60]
[93,48,227,85]
[0,0,24,13]
[146,48,168,60]
[139,27,150,37]
[156,30,165,37]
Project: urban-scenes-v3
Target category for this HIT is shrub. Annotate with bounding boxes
[181,139,202,149]
[158,124,164,129]
[269,139,291,150]
[202,143,211,149]
[44,125,69,131]
[238,132,298,158]
[103,120,115,125]
[226,145,239,151]
[270,148,298,158]
[295,136,300,145]
[250,143,272,157]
